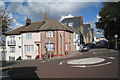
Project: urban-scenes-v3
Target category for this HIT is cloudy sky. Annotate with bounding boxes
[1,0,117,37]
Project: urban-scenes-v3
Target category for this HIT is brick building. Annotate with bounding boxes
[5,13,74,61]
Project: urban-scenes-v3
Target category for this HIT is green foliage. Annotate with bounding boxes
[0,5,13,34]
[95,2,120,41]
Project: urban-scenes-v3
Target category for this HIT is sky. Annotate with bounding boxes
[1,0,116,38]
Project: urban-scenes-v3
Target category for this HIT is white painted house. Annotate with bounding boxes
[5,15,75,61]
[6,35,22,61]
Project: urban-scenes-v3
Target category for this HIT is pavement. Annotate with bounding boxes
[1,48,119,79]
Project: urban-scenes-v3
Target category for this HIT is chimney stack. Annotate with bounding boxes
[26,17,31,26]
[45,11,47,21]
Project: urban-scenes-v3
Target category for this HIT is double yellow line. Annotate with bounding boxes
[0,66,13,70]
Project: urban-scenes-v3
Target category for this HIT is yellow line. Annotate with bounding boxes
[80,53,82,55]
[0,66,13,70]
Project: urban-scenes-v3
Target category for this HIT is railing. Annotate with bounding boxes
[8,41,16,46]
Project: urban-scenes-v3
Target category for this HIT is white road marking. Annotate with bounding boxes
[59,61,66,65]
[67,58,105,65]
[93,52,97,54]
[108,57,115,60]
[72,62,112,68]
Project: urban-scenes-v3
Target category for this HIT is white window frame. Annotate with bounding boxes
[10,47,15,53]
[46,44,54,51]
[68,22,73,27]
[26,33,32,39]
[46,31,54,37]
[9,36,15,44]
[24,45,34,52]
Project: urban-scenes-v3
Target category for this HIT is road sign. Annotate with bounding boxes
[114,34,118,38]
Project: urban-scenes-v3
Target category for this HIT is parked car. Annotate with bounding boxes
[82,46,90,52]
[88,43,96,48]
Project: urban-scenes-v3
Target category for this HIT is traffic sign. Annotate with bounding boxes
[114,34,118,38]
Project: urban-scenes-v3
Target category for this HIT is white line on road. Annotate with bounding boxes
[108,57,115,60]
[72,62,112,68]
[59,61,66,65]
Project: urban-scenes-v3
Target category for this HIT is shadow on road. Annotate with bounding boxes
[7,66,40,80]
[1,61,15,67]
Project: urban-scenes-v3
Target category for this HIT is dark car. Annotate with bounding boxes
[88,43,96,48]
[82,46,90,51]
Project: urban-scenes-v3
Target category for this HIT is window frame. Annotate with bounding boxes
[24,45,34,52]
[46,43,54,51]
[26,33,32,40]
[46,31,54,37]
[10,47,15,53]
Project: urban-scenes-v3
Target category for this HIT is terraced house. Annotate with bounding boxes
[5,13,74,61]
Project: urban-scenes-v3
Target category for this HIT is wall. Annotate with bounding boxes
[6,35,21,61]
[22,32,40,59]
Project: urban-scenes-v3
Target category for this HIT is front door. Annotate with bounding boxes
[36,43,41,59]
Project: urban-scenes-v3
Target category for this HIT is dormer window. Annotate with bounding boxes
[46,31,54,37]
[68,22,73,27]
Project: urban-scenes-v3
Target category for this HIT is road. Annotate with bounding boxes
[1,48,119,80]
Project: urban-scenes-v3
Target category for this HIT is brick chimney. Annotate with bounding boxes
[45,11,47,21]
[26,17,31,26]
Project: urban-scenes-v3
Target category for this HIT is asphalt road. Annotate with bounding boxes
[2,48,120,80]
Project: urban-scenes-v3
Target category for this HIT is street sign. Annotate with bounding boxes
[114,34,118,38]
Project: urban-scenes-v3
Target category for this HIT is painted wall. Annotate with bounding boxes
[6,35,21,61]
[22,32,40,60]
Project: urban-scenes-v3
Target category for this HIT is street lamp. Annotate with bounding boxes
[114,34,118,50]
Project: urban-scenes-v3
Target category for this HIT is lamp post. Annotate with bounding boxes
[114,34,118,50]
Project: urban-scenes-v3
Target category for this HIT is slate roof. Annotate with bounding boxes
[5,19,74,35]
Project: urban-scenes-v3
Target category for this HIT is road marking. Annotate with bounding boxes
[93,52,97,54]
[59,59,77,65]
[108,57,115,60]
[59,61,66,65]
[79,53,82,55]
[0,66,13,70]
[72,62,112,68]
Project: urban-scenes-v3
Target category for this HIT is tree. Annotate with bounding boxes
[0,5,13,35]
[95,2,120,41]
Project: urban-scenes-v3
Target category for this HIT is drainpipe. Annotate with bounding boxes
[60,34,62,56]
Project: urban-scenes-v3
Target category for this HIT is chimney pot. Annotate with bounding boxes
[26,17,31,26]
[45,11,47,21]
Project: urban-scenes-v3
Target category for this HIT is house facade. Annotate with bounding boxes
[83,24,93,44]
[61,16,84,51]
[5,15,74,61]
